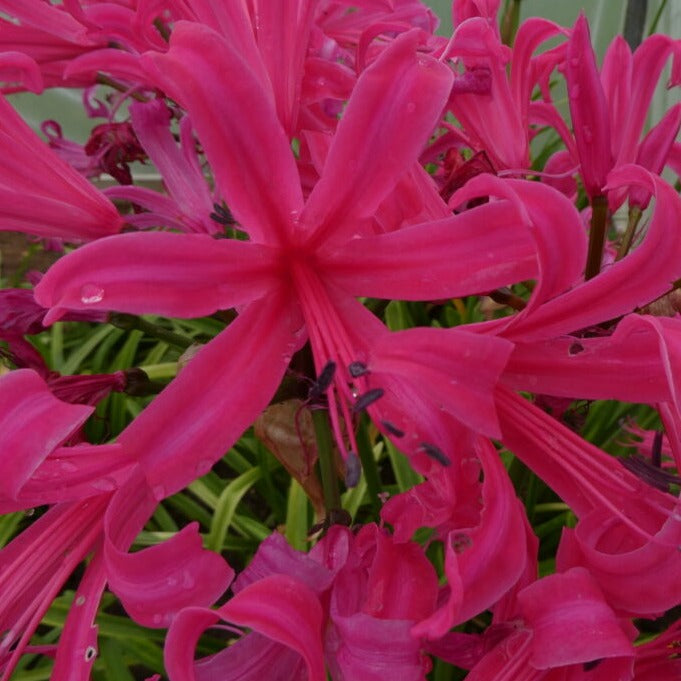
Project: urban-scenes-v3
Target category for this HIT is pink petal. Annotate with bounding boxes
[615,34,681,167]
[0,51,43,92]
[411,439,528,637]
[219,575,326,681]
[301,29,453,247]
[517,567,634,668]
[490,166,681,341]
[0,94,123,241]
[50,552,107,681]
[233,532,334,595]
[322,199,536,300]
[142,22,303,246]
[563,14,612,198]
[451,174,587,332]
[64,48,151,84]
[503,314,675,404]
[327,613,425,681]
[558,505,681,617]
[118,293,304,499]
[0,369,92,498]
[34,232,280,322]
[106,521,233,628]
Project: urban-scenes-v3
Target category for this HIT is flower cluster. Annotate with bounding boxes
[1,0,681,679]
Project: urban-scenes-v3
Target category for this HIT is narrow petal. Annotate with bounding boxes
[218,575,325,681]
[142,22,303,245]
[302,29,453,247]
[564,14,612,198]
[0,95,123,240]
[0,370,92,498]
[35,232,280,321]
[118,292,304,499]
[322,199,536,300]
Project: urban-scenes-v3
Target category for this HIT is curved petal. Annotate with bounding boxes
[117,292,304,499]
[517,567,633,668]
[34,232,280,322]
[322,199,536,299]
[501,166,681,341]
[219,575,325,681]
[502,314,675,404]
[0,369,92,498]
[142,22,303,245]
[302,29,453,247]
[106,521,233,628]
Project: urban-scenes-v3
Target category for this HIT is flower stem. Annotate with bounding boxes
[500,0,522,46]
[585,195,609,280]
[312,408,341,514]
[356,416,383,515]
[615,206,642,261]
[109,312,194,349]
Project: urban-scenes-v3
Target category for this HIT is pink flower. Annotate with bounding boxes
[0,92,123,241]
[35,25,536,497]
[561,14,681,205]
[164,524,440,681]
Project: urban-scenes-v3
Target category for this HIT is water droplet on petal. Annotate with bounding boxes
[91,476,116,491]
[152,484,166,499]
[152,614,163,625]
[568,84,580,99]
[569,56,580,67]
[582,126,593,143]
[24,508,35,517]
[167,575,178,587]
[60,461,78,473]
[406,102,416,113]
[75,595,86,606]
[80,284,104,305]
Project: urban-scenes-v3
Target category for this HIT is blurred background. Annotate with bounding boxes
[8,1,681,142]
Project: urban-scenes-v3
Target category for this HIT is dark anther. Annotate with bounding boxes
[420,442,451,466]
[345,451,361,488]
[381,420,405,438]
[583,659,602,672]
[209,202,234,226]
[568,341,585,356]
[351,388,384,413]
[308,508,352,537]
[348,361,369,378]
[308,361,336,401]
[652,430,663,468]
[621,455,681,492]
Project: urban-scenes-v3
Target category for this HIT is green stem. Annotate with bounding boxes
[109,313,194,349]
[312,409,341,514]
[355,417,383,516]
[500,0,522,47]
[615,206,642,261]
[585,195,609,280]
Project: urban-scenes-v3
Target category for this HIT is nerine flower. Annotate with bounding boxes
[36,24,539,498]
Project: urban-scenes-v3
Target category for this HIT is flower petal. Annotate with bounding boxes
[142,22,303,245]
[106,521,234,628]
[118,292,304,499]
[35,232,280,322]
[302,28,453,246]
[322,199,536,300]
[0,369,92,498]
[219,575,325,681]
